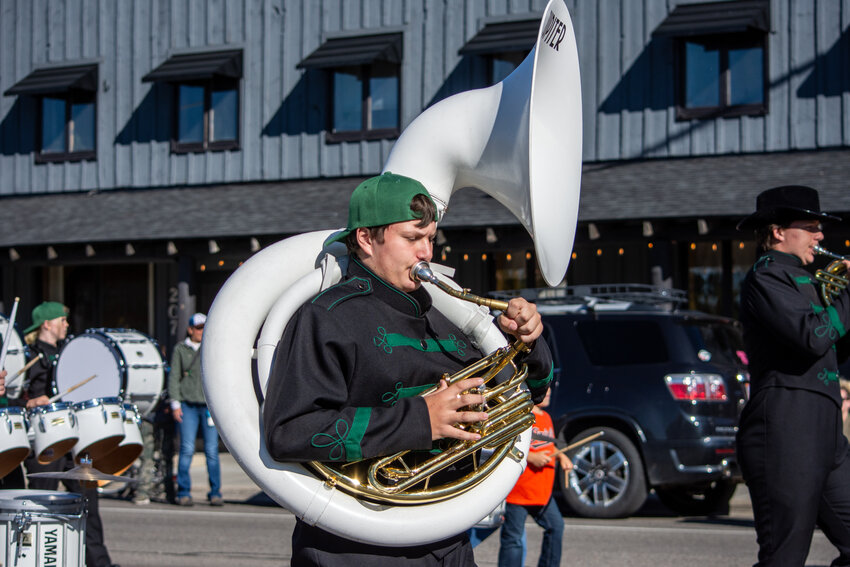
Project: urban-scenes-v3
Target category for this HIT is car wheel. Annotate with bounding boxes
[655,480,738,516]
[558,427,647,518]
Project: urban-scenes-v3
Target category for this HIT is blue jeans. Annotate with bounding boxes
[498,499,564,567]
[176,402,221,500]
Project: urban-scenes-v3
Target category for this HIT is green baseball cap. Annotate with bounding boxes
[25,301,69,333]
[325,172,437,246]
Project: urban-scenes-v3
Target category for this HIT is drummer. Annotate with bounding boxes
[21,301,120,567]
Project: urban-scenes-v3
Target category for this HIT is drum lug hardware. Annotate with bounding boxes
[508,447,524,463]
[13,511,32,562]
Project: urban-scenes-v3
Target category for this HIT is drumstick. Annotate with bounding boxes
[548,431,604,458]
[0,296,20,373]
[3,352,43,387]
[47,374,97,404]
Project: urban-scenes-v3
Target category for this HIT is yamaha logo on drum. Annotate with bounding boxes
[541,11,567,51]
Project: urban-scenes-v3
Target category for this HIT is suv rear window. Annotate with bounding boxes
[679,320,745,366]
[576,320,668,366]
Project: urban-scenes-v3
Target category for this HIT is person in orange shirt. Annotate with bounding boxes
[498,388,572,567]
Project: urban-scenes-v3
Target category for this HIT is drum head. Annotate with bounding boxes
[0,315,27,398]
[55,333,123,403]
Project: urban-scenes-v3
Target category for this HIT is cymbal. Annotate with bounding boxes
[28,462,137,484]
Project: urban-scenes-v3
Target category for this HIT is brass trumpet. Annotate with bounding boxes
[307,262,536,505]
[814,245,849,305]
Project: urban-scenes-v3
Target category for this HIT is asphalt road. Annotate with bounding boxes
[86,452,839,567]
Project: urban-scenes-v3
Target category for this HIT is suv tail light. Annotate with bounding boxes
[664,373,728,402]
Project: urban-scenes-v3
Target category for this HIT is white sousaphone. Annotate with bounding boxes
[202,0,581,547]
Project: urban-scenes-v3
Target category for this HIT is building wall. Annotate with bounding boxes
[0,0,846,197]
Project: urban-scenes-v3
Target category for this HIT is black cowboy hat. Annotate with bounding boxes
[736,185,841,231]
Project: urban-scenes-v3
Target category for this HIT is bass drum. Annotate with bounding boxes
[54,329,165,416]
[0,314,28,399]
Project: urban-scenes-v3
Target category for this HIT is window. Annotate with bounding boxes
[3,63,98,162]
[576,320,669,366]
[298,33,402,143]
[172,78,239,152]
[459,19,538,86]
[652,0,769,120]
[677,34,766,119]
[38,91,96,161]
[142,49,242,153]
[329,63,399,141]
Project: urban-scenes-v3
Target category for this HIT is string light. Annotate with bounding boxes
[845,240,849,248]
[739,242,745,249]
[711,243,717,252]
[481,253,487,261]
[506,253,512,261]
[441,251,447,261]
[647,243,654,249]
[571,252,577,259]
[596,248,602,256]
[690,243,696,250]
[525,252,532,260]
[200,264,206,272]
[218,260,224,267]
[463,254,469,261]
[618,248,624,255]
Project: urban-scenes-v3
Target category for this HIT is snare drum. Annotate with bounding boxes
[28,402,78,465]
[0,489,85,567]
[71,397,124,463]
[94,403,143,475]
[0,407,30,478]
[54,328,165,416]
[0,314,29,399]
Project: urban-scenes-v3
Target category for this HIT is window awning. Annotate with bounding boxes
[4,64,98,96]
[652,0,769,37]
[297,33,402,69]
[142,49,243,82]
[458,19,540,56]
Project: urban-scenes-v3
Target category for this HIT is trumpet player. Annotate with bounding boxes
[263,172,553,566]
[737,185,850,566]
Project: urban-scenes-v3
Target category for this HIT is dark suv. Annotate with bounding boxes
[495,285,749,518]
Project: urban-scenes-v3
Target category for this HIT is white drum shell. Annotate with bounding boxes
[94,404,143,475]
[0,314,28,399]
[54,329,165,416]
[0,407,31,477]
[28,403,79,465]
[0,489,85,567]
[71,398,125,462]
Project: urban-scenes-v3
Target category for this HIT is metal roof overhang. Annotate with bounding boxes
[458,19,540,56]
[3,64,98,96]
[652,0,769,38]
[297,33,402,69]
[2,149,849,248]
[142,49,243,83]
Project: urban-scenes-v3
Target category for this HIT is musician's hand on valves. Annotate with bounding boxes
[26,396,50,408]
[498,297,543,344]
[424,377,488,441]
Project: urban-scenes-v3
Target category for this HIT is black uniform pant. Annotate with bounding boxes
[24,453,113,567]
[738,386,850,567]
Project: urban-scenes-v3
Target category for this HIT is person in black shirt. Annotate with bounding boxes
[21,301,119,567]
[737,186,850,566]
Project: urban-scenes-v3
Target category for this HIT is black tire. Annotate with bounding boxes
[655,480,738,516]
[557,427,647,518]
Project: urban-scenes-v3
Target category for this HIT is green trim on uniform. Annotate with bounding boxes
[312,277,372,311]
[344,407,371,461]
[826,305,847,338]
[526,363,554,389]
[794,275,814,285]
[818,368,840,385]
[811,302,824,314]
[753,256,773,272]
[381,381,434,405]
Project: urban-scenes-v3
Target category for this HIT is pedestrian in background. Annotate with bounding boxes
[498,387,571,567]
[168,312,223,506]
